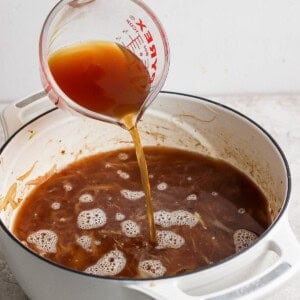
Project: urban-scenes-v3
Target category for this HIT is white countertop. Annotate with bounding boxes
[0,93,299,299]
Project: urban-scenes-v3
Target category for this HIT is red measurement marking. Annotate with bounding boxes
[126,34,143,51]
[135,19,157,83]
[136,19,146,31]
[125,16,158,83]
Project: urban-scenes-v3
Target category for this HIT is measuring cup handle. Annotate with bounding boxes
[127,217,300,300]
[0,91,55,140]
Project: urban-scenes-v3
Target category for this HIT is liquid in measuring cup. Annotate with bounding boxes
[48,41,150,120]
[48,41,157,244]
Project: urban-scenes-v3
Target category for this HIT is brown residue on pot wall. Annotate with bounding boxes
[171,114,214,151]
[0,161,57,212]
[143,129,166,143]
[0,183,17,211]
[17,161,38,181]
[26,165,57,186]
[175,113,217,124]
[27,130,37,140]
[215,129,281,222]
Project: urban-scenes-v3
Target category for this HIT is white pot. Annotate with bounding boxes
[0,91,299,300]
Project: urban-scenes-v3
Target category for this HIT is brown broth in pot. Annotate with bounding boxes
[13,147,271,278]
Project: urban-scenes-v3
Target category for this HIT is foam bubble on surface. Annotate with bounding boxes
[51,202,61,210]
[120,189,145,200]
[154,210,198,228]
[121,220,140,237]
[117,170,130,180]
[149,174,154,179]
[84,250,126,276]
[118,153,129,160]
[77,208,107,229]
[238,208,246,214]
[79,193,94,203]
[27,230,58,253]
[63,183,73,191]
[173,210,198,227]
[186,194,197,201]
[94,240,101,246]
[153,210,172,228]
[211,191,218,196]
[233,229,258,253]
[76,235,92,252]
[156,230,185,249]
[157,182,168,191]
[115,212,126,221]
[187,176,192,181]
[105,163,112,168]
[138,260,166,278]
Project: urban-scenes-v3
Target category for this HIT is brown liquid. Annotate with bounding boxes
[48,41,156,243]
[48,41,150,119]
[13,147,271,278]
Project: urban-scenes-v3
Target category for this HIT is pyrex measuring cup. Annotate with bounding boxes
[39,0,170,127]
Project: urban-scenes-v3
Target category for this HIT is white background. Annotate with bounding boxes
[0,0,300,101]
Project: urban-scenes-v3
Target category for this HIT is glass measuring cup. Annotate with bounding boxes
[39,0,170,127]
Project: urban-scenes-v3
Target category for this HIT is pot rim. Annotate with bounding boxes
[0,91,291,283]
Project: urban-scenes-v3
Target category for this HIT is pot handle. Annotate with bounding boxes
[0,91,55,140]
[128,218,300,300]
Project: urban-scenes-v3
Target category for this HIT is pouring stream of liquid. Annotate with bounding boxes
[124,114,156,244]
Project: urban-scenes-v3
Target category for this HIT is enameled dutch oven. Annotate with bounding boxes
[0,91,299,300]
